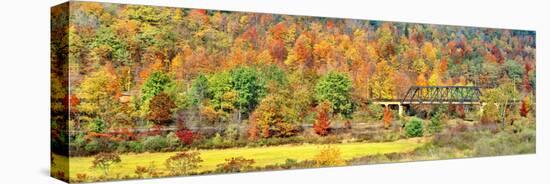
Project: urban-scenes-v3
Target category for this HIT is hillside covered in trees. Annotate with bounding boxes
[51,2,536,182]
[54,2,536,124]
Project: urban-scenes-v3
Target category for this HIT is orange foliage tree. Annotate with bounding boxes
[247,112,259,141]
[520,96,531,117]
[383,106,393,129]
[313,101,331,136]
[148,93,176,126]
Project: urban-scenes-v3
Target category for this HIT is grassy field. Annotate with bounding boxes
[55,138,427,179]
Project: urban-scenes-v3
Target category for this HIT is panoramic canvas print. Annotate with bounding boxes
[51,1,536,183]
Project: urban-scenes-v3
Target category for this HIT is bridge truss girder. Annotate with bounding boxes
[401,86,482,105]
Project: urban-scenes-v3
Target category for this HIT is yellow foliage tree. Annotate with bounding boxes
[369,60,394,99]
[170,53,185,80]
[428,70,440,86]
[422,42,437,64]
[76,68,119,121]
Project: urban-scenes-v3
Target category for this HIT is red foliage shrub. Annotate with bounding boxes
[175,128,199,145]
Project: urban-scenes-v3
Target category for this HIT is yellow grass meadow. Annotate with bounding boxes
[56,138,426,179]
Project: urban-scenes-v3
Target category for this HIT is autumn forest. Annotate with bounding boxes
[51,2,536,183]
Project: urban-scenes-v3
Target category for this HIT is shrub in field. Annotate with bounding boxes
[313,145,345,167]
[117,139,148,153]
[143,135,168,152]
[135,166,148,178]
[84,139,101,154]
[405,117,424,137]
[215,157,255,173]
[135,161,163,178]
[70,133,87,155]
[83,137,118,155]
[83,132,120,155]
[224,123,241,141]
[166,132,181,149]
[313,101,331,136]
[211,133,224,146]
[428,111,443,134]
[134,161,165,178]
[116,141,131,153]
[91,152,121,175]
[367,103,384,120]
[128,141,144,153]
[74,173,88,183]
[165,151,203,176]
[280,158,298,169]
[508,117,534,134]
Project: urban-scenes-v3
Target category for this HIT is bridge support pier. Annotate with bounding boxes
[372,102,405,117]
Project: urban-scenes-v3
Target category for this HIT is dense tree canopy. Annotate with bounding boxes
[65,2,535,130]
[230,67,266,118]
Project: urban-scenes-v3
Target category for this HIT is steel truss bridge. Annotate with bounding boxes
[373,86,484,116]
